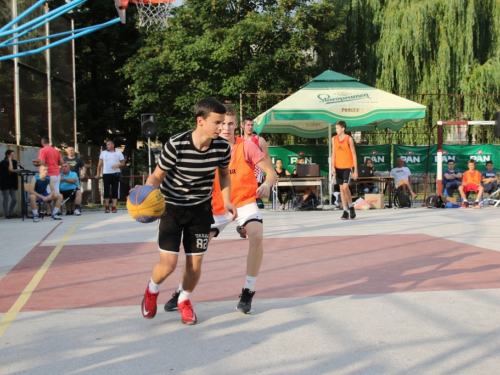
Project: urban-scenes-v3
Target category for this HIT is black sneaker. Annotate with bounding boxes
[349,206,356,219]
[237,288,255,314]
[341,211,349,220]
[236,226,247,239]
[164,290,180,312]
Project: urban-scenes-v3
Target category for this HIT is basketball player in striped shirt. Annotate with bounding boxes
[141,98,237,325]
[332,121,358,220]
[164,104,277,314]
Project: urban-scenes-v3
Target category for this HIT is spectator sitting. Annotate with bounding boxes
[443,160,462,197]
[291,156,317,205]
[458,159,484,208]
[274,158,292,210]
[29,164,63,222]
[390,158,418,199]
[481,160,498,196]
[60,162,83,216]
[360,158,379,194]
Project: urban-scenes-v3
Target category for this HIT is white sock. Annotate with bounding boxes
[148,279,161,293]
[53,207,59,215]
[177,283,183,292]
[178,290,191,304]
[32,209,38,216]
[244,275,257,292]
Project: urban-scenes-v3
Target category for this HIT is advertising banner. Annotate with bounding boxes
[356,145,392,172]
[268,145,329,175]
[269,144,500,176]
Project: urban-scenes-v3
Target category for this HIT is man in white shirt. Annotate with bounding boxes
[390,158,418,199]
[95,140,125,213]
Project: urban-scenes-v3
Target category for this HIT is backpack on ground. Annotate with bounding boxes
[297,194,319,210]
[425,194,445,208]
[395,189,411,208]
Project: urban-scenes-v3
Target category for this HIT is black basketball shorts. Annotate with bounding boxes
[158,200,214,255]
[335,168,352,184]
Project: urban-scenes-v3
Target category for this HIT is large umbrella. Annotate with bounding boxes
[253,70,427,201]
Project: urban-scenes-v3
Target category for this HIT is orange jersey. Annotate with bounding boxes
[212,137,259,215]
[333,135,354,169]
[463,170,481,185]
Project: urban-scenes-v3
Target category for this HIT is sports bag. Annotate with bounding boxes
[395,189,411,208]
[425,194,445,208]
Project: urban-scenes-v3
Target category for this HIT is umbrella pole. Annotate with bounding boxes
[328,123,332,203]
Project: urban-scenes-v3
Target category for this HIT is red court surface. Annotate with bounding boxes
[1,234,500,313]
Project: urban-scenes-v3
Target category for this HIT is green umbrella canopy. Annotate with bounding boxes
[254,71,427,138]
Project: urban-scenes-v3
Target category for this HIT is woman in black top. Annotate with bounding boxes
[275,158,292,210]
[0,150,23,218]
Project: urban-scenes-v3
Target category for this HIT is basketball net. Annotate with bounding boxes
[131,0,173,30]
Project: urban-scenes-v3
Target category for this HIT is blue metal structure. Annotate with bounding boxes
[0,0,121,61]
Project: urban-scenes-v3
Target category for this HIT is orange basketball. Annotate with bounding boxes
[127,185,165,223]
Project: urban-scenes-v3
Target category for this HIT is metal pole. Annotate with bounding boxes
[437,122,443,196]
[148,137,151,176]
[45,2,52,142]
[13,0,21,146]
[328,123,332,203]
[71,18,77,152]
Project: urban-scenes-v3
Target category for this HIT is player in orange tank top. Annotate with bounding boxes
[332,121,358,220]
[458,159,484,208]
[165,104,277,315]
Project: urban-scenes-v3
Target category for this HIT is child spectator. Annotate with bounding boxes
[458,159,484,208]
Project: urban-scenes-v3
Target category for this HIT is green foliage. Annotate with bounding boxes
[70,0,144,156]
[121,0,347,140]
[376,0,500,145]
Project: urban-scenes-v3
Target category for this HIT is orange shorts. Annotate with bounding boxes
[462,183,480,194]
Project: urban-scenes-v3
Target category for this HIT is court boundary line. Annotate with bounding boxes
[0,219,82,340]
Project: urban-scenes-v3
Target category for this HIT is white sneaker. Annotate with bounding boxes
[52,213,63,220]
[74,209,81,216]
[33,215,39,222]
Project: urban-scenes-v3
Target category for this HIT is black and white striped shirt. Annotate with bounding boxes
[158,130,231,206]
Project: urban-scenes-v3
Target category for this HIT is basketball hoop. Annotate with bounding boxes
[115,0,174,30]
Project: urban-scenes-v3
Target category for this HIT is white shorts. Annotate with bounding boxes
[211,202,263,237]
[46,175,61,194]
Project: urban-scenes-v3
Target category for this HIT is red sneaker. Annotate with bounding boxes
[105,206,110,213]
[141,285,159,319]
[111,206,117,213]
[178,299,197,325]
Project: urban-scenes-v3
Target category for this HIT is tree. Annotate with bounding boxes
[71,0,144,155]
[122,0,347,142]
[375,0,500,145]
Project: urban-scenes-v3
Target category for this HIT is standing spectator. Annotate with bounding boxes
[95,140,125,213]
[38,137,63,193]
[63,146,86,179]
[481,161,498,196]
[60,163,83,216]
[458,159,484,208]
[0,150,23,218]
[332,121,358,220]
[443,160,462,197]
[390,158,418,199]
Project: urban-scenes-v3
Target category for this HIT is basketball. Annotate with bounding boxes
[127,185,165,223]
